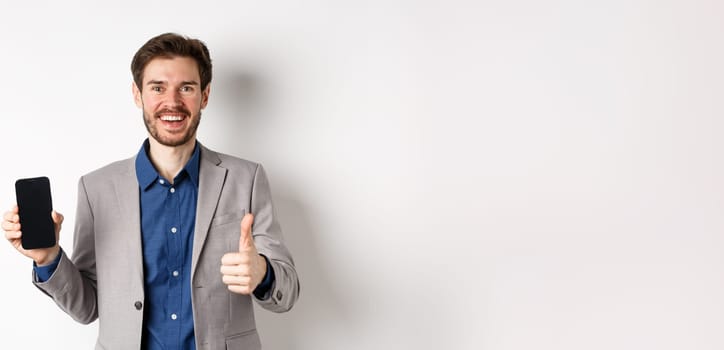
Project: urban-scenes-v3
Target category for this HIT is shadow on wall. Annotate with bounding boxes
[210,71,266,153]
[216,69,351,349]
[255,195,352,349]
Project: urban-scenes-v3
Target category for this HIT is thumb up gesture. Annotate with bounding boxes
[220,213,268,295]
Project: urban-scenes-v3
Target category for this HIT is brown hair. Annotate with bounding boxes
[131,32,212,91]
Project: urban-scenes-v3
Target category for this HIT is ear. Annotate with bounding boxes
[200,84,210,109]
[132,82,143,108]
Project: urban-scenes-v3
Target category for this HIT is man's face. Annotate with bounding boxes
[133,56,209,147]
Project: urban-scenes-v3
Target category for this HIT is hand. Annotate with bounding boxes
[220,213,267,295]
[3,205,63,266]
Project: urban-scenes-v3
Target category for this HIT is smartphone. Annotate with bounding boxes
[15,176,55,249]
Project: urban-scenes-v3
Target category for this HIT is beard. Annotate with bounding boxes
[142,106,201,147]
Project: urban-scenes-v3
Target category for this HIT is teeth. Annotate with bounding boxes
[160,115,184,121]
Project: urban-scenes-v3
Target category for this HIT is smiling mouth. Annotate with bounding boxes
[155,110,190,132]
[159,115,186,121]
[155,107,191,122]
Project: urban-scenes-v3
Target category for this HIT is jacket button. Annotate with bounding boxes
[276,291,283,301]
[134,301,143,310]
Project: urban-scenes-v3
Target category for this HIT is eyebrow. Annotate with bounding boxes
[146,80,199,86]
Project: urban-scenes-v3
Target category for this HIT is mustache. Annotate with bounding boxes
[154,108,191,118]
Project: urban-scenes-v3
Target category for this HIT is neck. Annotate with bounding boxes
[147,137,196,183]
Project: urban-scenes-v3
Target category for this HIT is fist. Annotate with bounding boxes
[220,213,267,295]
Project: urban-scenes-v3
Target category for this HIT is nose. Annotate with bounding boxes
[164,89,183,108]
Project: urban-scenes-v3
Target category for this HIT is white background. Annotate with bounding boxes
[1,1,723,349]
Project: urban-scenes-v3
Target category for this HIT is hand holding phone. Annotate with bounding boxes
[2,179,63,265]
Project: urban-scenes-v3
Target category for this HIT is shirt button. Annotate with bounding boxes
[173,270,179,277]
[134,301,143,310]
[170,188,175,193]
[171,227,177,234]
[171,313,177,320]
[159,179,165,185]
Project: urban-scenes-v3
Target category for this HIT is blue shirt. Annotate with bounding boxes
[136,139,200,350]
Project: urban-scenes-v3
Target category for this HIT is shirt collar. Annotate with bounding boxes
[135,139,201,191]
[185,142,201,187]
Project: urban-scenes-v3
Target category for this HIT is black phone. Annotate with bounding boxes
[15,176,55,249]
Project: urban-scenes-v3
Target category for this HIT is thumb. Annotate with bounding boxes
[239,213,255,251]
[51,210,64,225]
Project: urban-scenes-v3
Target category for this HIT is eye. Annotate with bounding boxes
[180,86,194,93]
[150,86,163,93]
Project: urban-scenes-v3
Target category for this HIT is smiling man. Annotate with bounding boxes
[2,33,299,350]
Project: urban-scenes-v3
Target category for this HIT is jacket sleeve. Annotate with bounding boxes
[249,164,300,312]
[33,176,98,324]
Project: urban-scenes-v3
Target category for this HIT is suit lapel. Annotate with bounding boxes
[113,159,144,283]
[191,146,226,279]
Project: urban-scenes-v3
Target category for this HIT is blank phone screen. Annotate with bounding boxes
[15,176,55,249]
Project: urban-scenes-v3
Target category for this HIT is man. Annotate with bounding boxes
[2,32,299,349]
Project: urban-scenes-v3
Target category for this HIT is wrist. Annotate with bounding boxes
[35,246,60,266]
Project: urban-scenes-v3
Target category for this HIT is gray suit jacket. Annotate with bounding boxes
[33,144,300,350]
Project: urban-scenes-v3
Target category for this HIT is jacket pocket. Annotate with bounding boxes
[225,329,261,350]
[211,210,246,227]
